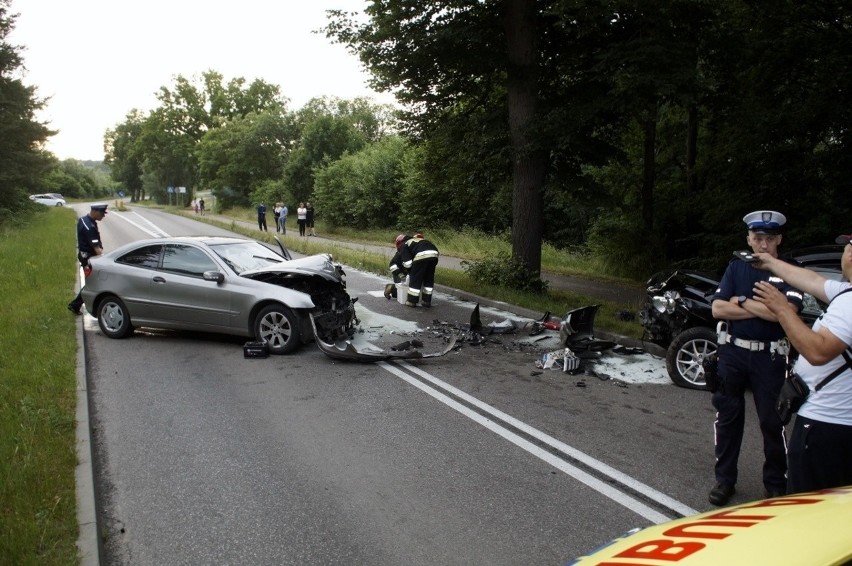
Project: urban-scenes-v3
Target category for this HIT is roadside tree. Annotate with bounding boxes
[0,0,54,218]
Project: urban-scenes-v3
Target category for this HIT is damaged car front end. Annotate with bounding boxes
[639,246,844,390]
[639,269,718,390]
[240,252,359,348]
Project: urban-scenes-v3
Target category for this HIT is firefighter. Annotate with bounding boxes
[385,233,439,307]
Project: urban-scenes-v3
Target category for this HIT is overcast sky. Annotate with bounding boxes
[9,0,392,161]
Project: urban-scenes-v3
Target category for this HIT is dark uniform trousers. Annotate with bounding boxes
[406,257,438,305]
[713,343,788,492]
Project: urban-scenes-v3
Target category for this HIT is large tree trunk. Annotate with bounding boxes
[641,101,658,232]
[505,0,547,279]
[686,103,698,195]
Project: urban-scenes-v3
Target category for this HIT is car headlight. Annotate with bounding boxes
[651,290,680,314]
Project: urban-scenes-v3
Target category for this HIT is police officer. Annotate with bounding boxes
[67,203,108,315]
[387,233,439,307]
[708,210,803,506]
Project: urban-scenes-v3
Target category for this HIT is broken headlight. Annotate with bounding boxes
[651,290,681,314]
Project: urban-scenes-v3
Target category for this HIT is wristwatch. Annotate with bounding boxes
[737,295,748,307]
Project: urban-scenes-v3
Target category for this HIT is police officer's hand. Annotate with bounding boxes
[94,246,103,256]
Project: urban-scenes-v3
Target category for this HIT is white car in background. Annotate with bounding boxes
[29,193,66,206]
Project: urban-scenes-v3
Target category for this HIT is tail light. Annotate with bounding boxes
[84,265,93,278]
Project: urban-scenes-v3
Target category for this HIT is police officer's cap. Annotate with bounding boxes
[743,210,785,234]
[91,203,108,214]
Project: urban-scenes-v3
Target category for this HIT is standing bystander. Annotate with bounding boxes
[257,202,268,232]
[278,203,288,234]
[751,234,852,493]
[306,202,316,236]
[273,202,282,232]
[297,202,307,236]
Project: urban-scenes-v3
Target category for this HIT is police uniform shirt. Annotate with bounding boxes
[713,257,804,341]
[77,215,102,256]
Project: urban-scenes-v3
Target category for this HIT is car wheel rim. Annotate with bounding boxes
[102,303,125,332]
[675,339,716,386]
[258,311,292,349]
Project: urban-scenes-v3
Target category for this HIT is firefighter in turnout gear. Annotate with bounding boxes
[385,233,439,307]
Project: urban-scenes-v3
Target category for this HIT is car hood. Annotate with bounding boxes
[647,269,718,296]
[240,253,342,282]
[569,486,852,565]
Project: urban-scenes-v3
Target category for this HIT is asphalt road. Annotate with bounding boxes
[76,205,774,565]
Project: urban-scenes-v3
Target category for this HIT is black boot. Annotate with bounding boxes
[383,283,397,300]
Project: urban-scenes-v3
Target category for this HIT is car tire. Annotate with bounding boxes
[97,295,133,339]
[254,304,301,355]
[666,326,717,390]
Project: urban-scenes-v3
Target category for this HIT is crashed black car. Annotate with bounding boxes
[639,246,844,390]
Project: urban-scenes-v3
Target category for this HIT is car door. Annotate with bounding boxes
[111,243,165,322]
[147,243,234,329]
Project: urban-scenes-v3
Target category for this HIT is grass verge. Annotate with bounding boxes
[0,208,80,564]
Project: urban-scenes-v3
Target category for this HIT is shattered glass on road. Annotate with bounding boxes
[351,290,670,386]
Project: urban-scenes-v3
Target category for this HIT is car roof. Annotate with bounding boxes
[129,236,255,246]
[788,245,844,270]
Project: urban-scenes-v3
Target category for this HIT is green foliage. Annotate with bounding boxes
[91,2,852,275]
[397,138,513,233]
[42,159,114,199]
[0,209,79,563]
[585,211,669,278]
[314,135,407,229]
[0,0,55,215]
[462,252,549,293]
[283,111,368,204]
[250,179,292,210]
[197,109,294,201]
[105,109,146,201]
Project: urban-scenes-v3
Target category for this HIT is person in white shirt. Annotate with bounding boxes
[753,234,852,493]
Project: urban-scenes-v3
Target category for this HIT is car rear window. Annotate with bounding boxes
[117,244,163,269]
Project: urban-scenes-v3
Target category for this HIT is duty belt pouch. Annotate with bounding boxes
[776,371,809,425]
[702,352,719,393]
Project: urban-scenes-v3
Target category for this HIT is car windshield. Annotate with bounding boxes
[209,241,286,274]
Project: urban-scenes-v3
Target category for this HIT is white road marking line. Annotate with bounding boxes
[109,211,170,237]
[380,360,698,523]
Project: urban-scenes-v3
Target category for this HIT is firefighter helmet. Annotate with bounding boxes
[395,234,408,249]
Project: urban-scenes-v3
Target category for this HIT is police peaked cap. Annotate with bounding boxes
[743,210,785,234]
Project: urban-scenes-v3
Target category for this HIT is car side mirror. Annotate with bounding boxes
[203,270,224,284]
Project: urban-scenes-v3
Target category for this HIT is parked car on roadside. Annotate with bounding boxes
[568,485,852,565]
[639,246,844,389]
[29,193,66,206]
[80,236,357,354]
